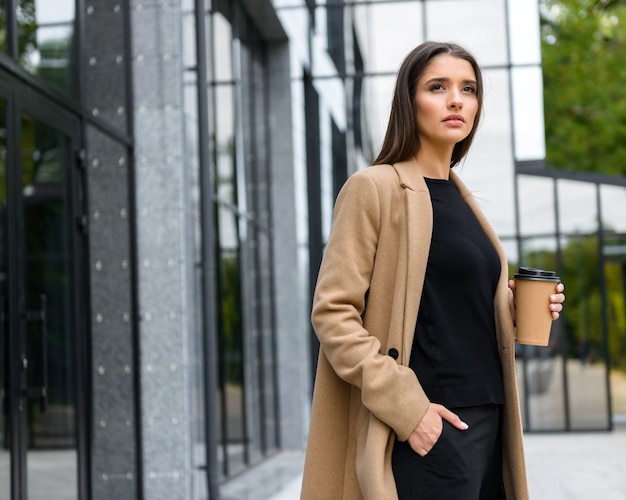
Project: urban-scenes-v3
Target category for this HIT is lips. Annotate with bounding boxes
[443,114,465,125]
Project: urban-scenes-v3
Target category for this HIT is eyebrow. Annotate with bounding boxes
[425,77,477,86]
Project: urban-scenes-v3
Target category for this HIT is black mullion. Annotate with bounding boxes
[5,0,17,59]
[72,0,94,495]
[70,145,92,500]
[195,0,221,494]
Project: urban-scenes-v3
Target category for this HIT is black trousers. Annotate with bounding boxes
[392,404,506,500]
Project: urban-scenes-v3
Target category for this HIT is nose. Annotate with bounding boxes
[449,90,463,109]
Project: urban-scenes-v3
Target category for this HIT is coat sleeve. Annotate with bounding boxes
[311,171,429,440]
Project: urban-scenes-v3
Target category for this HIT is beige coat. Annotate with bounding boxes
[301,158,528,499]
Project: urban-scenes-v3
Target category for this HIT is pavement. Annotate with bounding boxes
[258,424,626,500]
[523,425,626,499]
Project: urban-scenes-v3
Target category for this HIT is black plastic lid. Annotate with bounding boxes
[514,266,561,282]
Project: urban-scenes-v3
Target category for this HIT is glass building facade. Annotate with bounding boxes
[0,0,624,499]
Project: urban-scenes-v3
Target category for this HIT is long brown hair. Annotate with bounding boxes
[373,41,484,168]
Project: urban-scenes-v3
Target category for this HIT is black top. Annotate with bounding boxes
[409,178,504,408]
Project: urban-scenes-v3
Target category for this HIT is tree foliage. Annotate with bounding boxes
[540,0,626,175]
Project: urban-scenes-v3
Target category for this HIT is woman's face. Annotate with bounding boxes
[414,54,479,150]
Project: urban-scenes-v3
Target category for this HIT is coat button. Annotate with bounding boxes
[388,348,399,359]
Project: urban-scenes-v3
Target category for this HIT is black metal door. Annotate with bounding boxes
[0,73,89,500]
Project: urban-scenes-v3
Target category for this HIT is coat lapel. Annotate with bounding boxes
[391,158,433,364]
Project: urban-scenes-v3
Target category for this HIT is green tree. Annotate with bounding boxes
[541,0,626,175]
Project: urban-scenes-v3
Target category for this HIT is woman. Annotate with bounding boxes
[300,41,565,499]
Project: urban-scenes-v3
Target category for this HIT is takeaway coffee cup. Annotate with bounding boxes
[513,267,561,346]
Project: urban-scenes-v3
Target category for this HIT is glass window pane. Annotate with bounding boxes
[22,114,79,497]
[519,344,566,431]
[518,175,556,236]
[214,85,236,205]
[353,3,424,75]
[426,0,508,66]
[561,234,610,429]
[216,206,245,476]
[0,0,7,54]
[507,0,541,65]
[460,69,516,236]
[181,0,196,69]
[18,0,76,94]
[364,74,395,157]
[518,237,565,430]
[601,185,626,422]
[212,13,233,82]
[501,237,519,270]
[557,179,597,234]
[604,261,626,426]
[520,236,558,270]
[511,66,546,161]
[601,185,626,234]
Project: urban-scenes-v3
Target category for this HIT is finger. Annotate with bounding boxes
[508,279,516,290]
[439,407,469,430]
[556,283,565,293]
[550,302,563,313]
[550,293,565,304]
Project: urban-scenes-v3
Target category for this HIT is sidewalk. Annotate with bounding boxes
[266,425,626,499]
[524,425,626,499]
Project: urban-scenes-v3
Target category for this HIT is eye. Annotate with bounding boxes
[429,83,445,91]
[463,85,477,94]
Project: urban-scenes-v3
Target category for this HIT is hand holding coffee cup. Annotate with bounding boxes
[510,267,565,346]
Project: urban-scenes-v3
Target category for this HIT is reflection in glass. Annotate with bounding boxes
[427,0,508,66]
[511,66,545,161]
[601,183,626,424]
[212,12,233,83]
[600,185,626,233]
[214,85,236,206]
[22,114,78,497]
[0,0,7,54]
[520,236,558,269]
[519,344,566,431]
[560,234,610,429]
[507,0,541,65]
[518,236,565,430]
[17,0,76,94]
[557,179,597,234]
[216,205,245,477]
[461,69,515,237]
[239,29,279,465]
[500,237,518,274]
[209,2,279,479]
[604,261,626,424]
[518,175,555,236]
[363,74,395,155]
[353,2,423,75]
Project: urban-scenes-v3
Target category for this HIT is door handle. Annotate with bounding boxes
[24,294,48,413]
